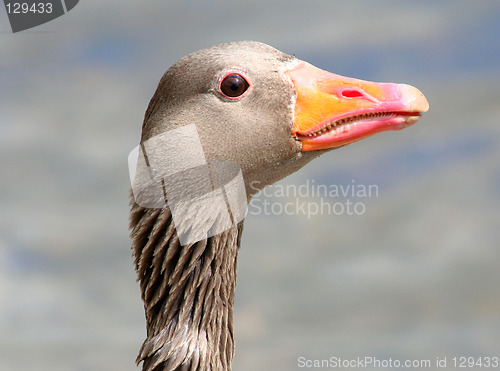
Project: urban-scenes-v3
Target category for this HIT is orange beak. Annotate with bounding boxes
[285,62,429,151]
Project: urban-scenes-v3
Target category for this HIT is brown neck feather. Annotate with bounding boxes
[130,201,243,371]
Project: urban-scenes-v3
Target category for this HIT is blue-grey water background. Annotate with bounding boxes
[1,1,500,370]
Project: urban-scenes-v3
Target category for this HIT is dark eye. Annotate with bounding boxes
[220,74,249,98]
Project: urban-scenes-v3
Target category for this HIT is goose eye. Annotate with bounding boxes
[220,74,249,98]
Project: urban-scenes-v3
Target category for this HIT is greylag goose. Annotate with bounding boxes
[129,41,428,371]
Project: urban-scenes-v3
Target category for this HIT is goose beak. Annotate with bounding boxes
[285,62,429,151]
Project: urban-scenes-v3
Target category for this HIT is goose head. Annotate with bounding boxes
[139,41,427,199]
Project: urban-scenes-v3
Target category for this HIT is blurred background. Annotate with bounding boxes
[1,1,499,370]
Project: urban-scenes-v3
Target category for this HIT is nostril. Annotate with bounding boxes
[341,89,364,98]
